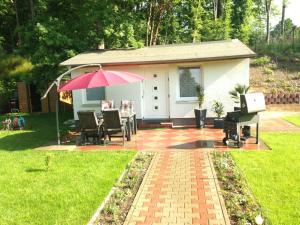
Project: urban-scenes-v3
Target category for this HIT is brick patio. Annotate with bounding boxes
[79,126,268,152]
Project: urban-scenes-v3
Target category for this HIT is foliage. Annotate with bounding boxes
[263,67,274,76]
[196,85,205,108]
[211,100,224,118]
[229,84,250,104]
[251,56,272,66]
[0,54,32,112]
[231,0,253,43]
[212,152,268,225]
[0,0,296,99]
[232,132,300,224]
[271,18,296,40]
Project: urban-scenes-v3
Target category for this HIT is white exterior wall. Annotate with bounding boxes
[168,59,249,118]
[71,58,249,120]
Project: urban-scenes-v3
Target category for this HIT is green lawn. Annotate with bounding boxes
[232,132,300,225]
[284,115,300,127]
[0,113,135,225]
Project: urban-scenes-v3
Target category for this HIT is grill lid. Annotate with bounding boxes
[240,92,266,114]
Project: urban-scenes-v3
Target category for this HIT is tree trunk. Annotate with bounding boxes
[265,0,272,44]
[192,0,202,43]
[149,3,156,46]
[146,2,153,46]
[213,0,218,21]
[11,0,21,46]
[281,1,286,38]
[29,0,35,19]
[152,7,164,45]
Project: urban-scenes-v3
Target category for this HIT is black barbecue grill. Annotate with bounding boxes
[223,93,266,148]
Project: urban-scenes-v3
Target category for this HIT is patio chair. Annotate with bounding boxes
[100,100,114,111]
[77,111,103,145]
[120,100,135,134]
[102,109,129,146]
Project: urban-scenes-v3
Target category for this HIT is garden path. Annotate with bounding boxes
[124,150,230,225]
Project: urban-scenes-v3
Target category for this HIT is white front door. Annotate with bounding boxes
[143,67,169,119]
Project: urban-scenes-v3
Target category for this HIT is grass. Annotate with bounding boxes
[284,115,300,127]
[231,132,300,225]
[0,113,136,225]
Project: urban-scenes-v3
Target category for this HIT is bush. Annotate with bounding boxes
[251,56,271,66]
[263,67,274,76]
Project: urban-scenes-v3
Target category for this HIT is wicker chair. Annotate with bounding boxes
[120,100,134,134]
[77,111,102,145]
[102,109,129,145]
[100,100,114,111]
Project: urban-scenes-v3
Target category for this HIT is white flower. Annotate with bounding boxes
[255,214,264,225]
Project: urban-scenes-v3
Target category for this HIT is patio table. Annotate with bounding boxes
[97,112,137,141]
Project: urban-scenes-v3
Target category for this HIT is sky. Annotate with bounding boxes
[271,0,300,26]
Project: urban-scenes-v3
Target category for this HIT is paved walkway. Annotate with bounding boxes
[124,151,230,225]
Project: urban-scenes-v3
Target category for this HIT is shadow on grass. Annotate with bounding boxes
[0,112,72,151]
[0,131,52,151]
[25,168,47,173]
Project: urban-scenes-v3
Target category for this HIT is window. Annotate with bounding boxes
[178,67,201,100]
[85,87,105,102]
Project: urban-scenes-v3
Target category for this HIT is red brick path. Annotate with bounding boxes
[124,151,230,225]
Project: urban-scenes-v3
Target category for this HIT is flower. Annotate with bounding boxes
[255,214,264,225]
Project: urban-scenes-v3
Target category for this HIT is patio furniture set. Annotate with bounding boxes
[77,100,137,146]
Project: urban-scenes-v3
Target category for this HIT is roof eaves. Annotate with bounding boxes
[60,53,256,67]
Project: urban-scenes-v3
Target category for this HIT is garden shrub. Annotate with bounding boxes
[263,67,274,76]
[251,56,271,67]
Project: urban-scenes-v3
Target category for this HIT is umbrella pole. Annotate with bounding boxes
[41,64,102,146]
[56,94,61,145]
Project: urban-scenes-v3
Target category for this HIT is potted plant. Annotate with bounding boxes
[194,85,206,128]
[229,84,250,111]
[211,100,225,129]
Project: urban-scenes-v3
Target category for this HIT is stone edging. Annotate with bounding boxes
[87,153,156,225]
[123,153,158,224]
[265,93,300,104]
[207,152,231,225]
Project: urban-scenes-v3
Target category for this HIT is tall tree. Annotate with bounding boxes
[231,0,253,43]
[11,0,21,46]
[281,0,288,38]
[192,0,203,42]
[265,0,272,44]
[29,0,34,19]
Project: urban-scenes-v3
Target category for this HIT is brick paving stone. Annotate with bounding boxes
[124,151,230,225]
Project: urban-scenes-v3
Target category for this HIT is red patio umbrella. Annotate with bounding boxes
[42,64,145,146]
[59,69,145,91]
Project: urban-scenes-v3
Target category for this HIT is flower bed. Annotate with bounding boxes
[212,152,269,225]
[94,152,154,225]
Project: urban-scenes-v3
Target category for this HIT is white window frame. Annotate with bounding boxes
[81,88,106,105]
[176,66,202,101]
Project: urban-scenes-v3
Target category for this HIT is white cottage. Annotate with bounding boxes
[60,39,255,125]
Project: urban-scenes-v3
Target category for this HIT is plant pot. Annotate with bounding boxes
[214,118,224,129]
[194,109,207,128]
